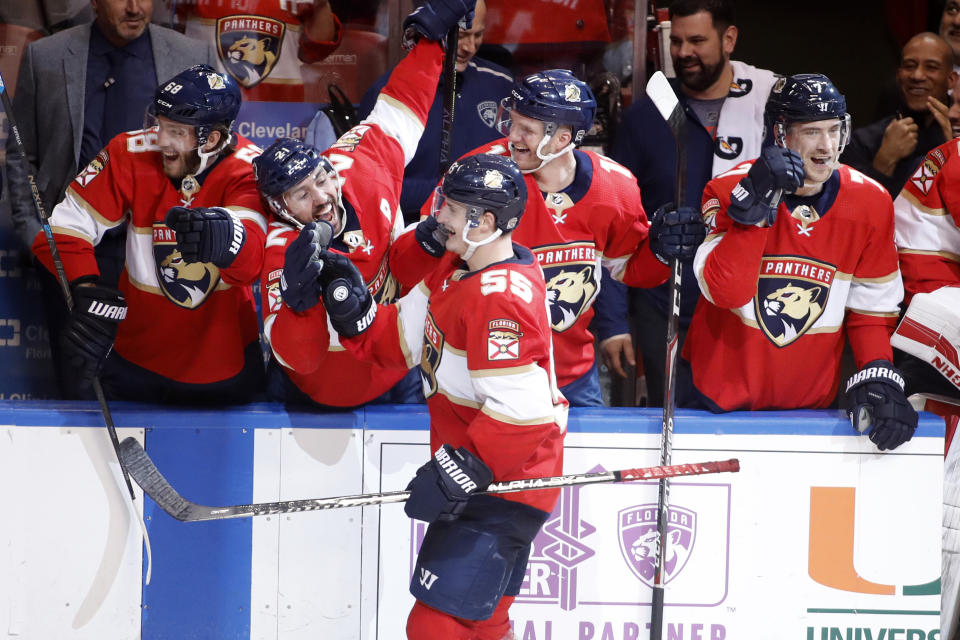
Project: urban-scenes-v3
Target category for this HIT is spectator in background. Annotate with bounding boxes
[940,0,960,69]
[842,32,954,197]
[5,0,215,397]
[597,0,777,406]
[357,0,512,225]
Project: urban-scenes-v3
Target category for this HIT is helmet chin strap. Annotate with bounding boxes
[459,211,503,262]
[186,131,232,187]
[511,134,576,175]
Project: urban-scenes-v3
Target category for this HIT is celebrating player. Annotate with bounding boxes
[33,65,267,402]
[681,73,918,451]
[255,0,476,407]
[319,153,566,639]
[412,69,704,405]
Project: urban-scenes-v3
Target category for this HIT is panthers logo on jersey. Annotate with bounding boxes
[419,312,444,398]
[754,256,835,347]
[535,241,599,332]
[216,15,284,88]
[153,223,220,309]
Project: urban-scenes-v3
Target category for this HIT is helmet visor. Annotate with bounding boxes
[145,112,203,153]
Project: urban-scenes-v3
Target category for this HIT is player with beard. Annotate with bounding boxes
[680,73,918,452]
[399,70,701,406]
[597,0,778,406]
[32,65,268,403]
[315,153,566,639]
[255,0,477,407]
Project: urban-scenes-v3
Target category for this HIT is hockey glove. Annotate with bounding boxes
[414,215,450,258]
[727,146,805,227]
[165,206,246,268]
[404,444,493,523]
[61,284,127,383]
[845,360,919,451]
[280,221,334,313]
[648,203,706,264]
[319,248,376,337]
[402,0,475,48]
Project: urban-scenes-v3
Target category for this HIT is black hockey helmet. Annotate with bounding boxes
[438,153,528,234]
[148,64,242,146]
[765,73,851,151]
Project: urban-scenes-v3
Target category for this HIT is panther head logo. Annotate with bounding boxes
[544,265,598,332]
[156,249,218,308]
[217,17,284,88]
[759,282,824,346]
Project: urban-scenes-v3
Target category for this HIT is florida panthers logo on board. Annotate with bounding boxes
[755,256,835,347]
[153,224,220,309]
[618,503,696,586]
[216,15,285,89]
[419,312,444,398]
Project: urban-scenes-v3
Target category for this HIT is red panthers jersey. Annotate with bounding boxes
[416,140,669,388]
[263,41,444,406]
[178,0,385,103]
[341,247,567,513]
[684,162,903,410]
[894,139,960,304]
[33,131,266,385]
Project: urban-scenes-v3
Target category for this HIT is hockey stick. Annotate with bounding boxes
[646,70,687,640]
[119,437,739,522]
[0,70,135,501]
[438,24,458,175]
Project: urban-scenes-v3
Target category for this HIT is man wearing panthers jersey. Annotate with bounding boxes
[32,65,267,402]
[255,0,474,408]
[320,153,565,640]
[410,70,703,405]
[682,73,918,451]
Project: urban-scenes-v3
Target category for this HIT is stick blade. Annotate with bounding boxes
[119,437,194,522]
[647,71,680,122]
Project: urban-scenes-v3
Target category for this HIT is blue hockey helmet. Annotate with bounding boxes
[254,137,343,229]
[438,153,528,234]
[149,64,242,146]
[765,73,851,151]
[497,69,597,146]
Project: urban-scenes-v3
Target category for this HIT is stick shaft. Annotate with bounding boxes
[0,71,135,500]
[119,437,738,523]
[438,25,458,175]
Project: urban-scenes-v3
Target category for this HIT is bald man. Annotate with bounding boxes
[842,32,956,196]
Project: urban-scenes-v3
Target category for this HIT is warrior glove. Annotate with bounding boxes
[62,284,127,383]
[319,248,376,337]
[414,215,450,258]
[405,444,493,523]
[728,146,804,227]
[845,359,919,451]
[165,206,246,268]
[280,221,334,313]
[649,203,706,263]
[402,0,475,48]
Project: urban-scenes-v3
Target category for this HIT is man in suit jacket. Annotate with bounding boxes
[6,0,216,253]
[5,0,216,397]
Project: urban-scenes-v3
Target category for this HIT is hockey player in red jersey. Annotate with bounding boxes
[411,69,705,405]
[318,153,566,639]
[254,0,475,407]
[33,65,267,402]
[682,73,918,450]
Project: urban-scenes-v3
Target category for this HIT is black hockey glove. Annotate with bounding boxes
[845,360,919,451]
[319,248,376,337]
[414,215,450,258]
[404,444,493,523]
[402,0,475,48]
[280,221,334,313]
[165,206,246,268]
[648,203,706,264]
[728,146,805,227]
[61,284,127,383]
